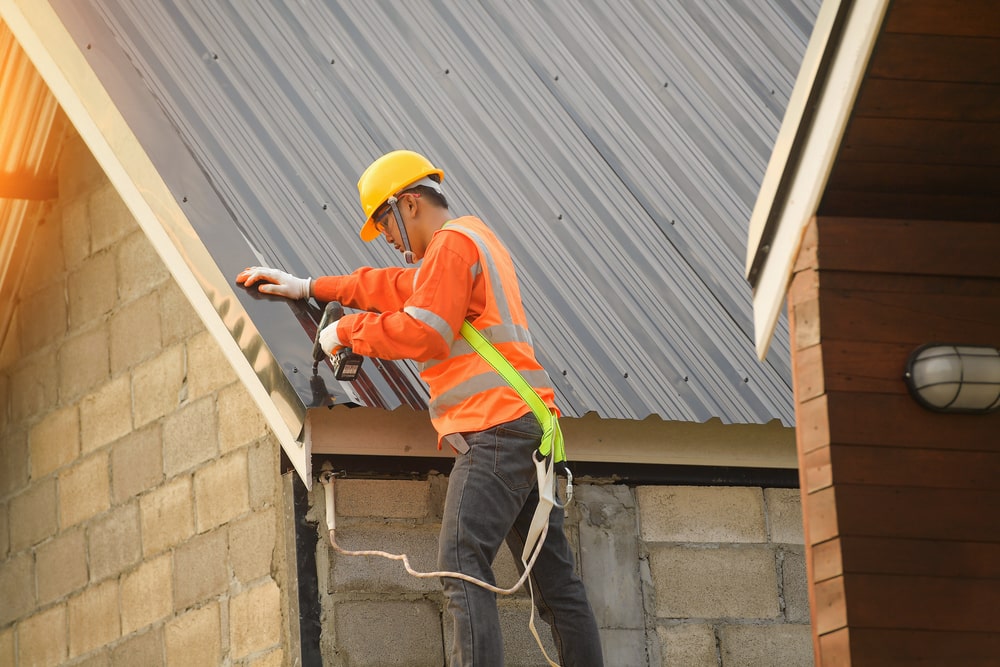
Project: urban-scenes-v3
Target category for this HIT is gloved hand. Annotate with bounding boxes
[318,320,344,356]
[236,266,311,299]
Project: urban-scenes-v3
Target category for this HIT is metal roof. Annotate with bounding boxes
[54,0,818,426]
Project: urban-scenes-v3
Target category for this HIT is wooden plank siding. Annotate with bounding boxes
[789,216,1000,665]
[818,0,1000,223]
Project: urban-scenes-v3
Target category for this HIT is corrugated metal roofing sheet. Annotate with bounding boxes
[59,0,818,426]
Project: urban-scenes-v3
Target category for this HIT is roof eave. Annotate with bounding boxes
[1,0,313,487]
[745,0,890,360]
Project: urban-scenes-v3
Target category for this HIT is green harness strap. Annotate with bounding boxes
[459,321,566,464]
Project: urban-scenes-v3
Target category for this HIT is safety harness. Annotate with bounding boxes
[319,323,572,667]
[319,216,571,665]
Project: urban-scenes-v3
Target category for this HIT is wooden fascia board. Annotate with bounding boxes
[0,0,314,488]
[307,407,798,470]
[745,0,889,360]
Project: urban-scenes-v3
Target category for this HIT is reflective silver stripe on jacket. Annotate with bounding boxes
[446,223,514,322]
[404,306,454,346]
[419,323,534,371]
[429,369,554,419]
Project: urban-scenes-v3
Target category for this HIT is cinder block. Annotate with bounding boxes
[17,281,67,355]
[121,553,173,635]
[57,133,104,200]
[80,374,132,453]
[172,528,228,610]
[0,428,29,497]
[111,424,163,504]
[162,396,218,477]
[20,214,65,296]
[111,627,164,667]
[719,623,814,666]
[185,331,237,401]
[230,579,283,659]
[638,486,767,544]
[165,602,221,666]
[334,600,443,666]
[194,449,249,532]
[491,541,529,598]
[0,502,8,558]
[68,251,117,330]
[9,355,58,425]
[131,344,184,428]
[229,507,276,584]
[9,477,57,551]
[575,484,644,628]
[334,479,430,519]
[36,527,88,603]
[0,372,8,434]
[248,648,284,667]
[29,403,80,478]
[496,597,560,665]
[330,523,441,593]
[766,488,805,545]
[158,280,203,346]
[248,437,279,510]
[61,197,91,270]
[110,294,162,375]
[17,603,67,666]
[88,501,142,582]
[59,451,111,529]
[658,623,717,667]
[0,318,18,370]
[117,231,170,304]
[68,579,120,658]
[140,475,194,557]
[90,183,135,253]
[0,551,34,626]
[217,382,267,453]
[594,628,647,667]
[649,546,780,620]
[782,548,810,624]
[59,326,110,401]
[0,626,12,666]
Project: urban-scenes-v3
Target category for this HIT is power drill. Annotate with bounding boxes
[312,302,363,381]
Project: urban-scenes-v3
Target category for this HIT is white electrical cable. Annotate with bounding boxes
[319,455,564,666]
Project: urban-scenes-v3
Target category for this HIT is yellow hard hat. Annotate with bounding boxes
[357,150,445,242]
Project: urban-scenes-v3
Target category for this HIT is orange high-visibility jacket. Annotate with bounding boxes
[313,216,558,444]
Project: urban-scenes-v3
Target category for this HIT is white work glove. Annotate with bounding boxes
[318,321,344,356]
[236,266,311,299]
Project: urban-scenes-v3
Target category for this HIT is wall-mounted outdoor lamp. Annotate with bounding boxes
[904,344,1000,414]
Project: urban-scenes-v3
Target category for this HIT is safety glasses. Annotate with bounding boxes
[372,192,421,234]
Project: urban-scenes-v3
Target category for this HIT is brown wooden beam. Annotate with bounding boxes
[0,172,58,200]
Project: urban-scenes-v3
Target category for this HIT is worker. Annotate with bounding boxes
[237,150,603,666]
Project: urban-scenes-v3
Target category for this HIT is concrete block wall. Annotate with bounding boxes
[313,477,812,666]
[0,132,293,665]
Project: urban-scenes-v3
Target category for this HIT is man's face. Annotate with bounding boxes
[372,193,422,257]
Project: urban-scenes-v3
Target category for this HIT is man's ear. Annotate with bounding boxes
[406,193,422,217]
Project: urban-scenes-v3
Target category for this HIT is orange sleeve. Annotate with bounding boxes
[312,266,415,313]
[333,230,480,363]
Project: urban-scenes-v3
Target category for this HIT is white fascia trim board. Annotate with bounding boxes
[308,407,798,470]
[747,0,890,360]
[1,0,313,488]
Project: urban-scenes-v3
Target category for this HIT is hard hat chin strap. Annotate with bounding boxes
[387,196,416,264]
